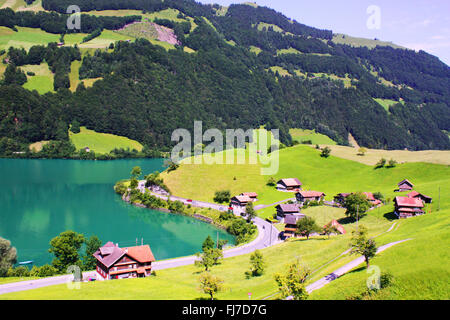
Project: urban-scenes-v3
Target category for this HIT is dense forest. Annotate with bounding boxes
[0,0,449,158]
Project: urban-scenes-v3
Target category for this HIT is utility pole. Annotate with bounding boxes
[356,204,359,231]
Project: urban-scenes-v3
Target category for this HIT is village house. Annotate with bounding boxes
[296,191,326,204]
[230,195,252,208]
[334,192,381,207]
[276,178,302,192]
[240,192,258,202]
[93,242,155,281]
[407,191,432,204]
[397,179,414,192]
[283,214,306,238]
[276,203,301,222]
[394,196,425,219]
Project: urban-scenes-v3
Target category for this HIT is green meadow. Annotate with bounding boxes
[1,140,448,300]
[290,128,337,145]
[69,126,143,154]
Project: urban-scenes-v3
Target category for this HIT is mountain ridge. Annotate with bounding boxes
[0,0,449,158]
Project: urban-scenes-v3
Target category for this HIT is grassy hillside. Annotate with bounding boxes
[69,126,143,154]
[161,144,448,208]
[321,145,450,166]
[1,143,448,300]
[332,33,405,50]
[290,128,337,145]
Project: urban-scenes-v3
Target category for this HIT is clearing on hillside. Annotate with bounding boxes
[69,126,143,154]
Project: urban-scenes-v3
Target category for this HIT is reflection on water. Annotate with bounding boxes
[0,159,235,265]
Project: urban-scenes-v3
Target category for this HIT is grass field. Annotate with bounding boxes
[320,145,450,166]
[69,126,143,154]
[0,26,59,51]
[332,33,404,50]
[2,142,447,300]
[20,63,54,94]
[290,128,337,145]
[374,98,403,112]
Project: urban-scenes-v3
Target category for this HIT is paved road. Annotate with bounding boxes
[0,188,281,296]
[301,238,413,295]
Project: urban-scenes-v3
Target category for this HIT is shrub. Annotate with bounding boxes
[213,190,231,204]
[320,147,331,158]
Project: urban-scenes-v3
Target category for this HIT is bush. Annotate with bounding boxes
[213,190,231,204]
[320,147,331,158]
[30,264,58,277]
[7,266,30,277]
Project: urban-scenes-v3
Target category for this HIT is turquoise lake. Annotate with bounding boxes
[0,159,235,266]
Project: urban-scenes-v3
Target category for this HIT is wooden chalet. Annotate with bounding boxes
[230,195,252,208]
[240,192,258,202]
[407,191,432,204]
[334,193,351,205]
[334,192,381,207]
[93,242,155,280]
[397,179,414,192]
[276,178,302,191]
[394,196,425,219]
[276,203,300,221]
[296,191,325,204]
[283,214,306,238]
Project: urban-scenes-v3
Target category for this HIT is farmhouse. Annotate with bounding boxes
[394,196,425,219]
[407,191,432,204]
[276,203,301,221]
[296,191,325,204]
[397,179,414,192]
[283,214,306,238]
[93,242,155,280]
[362,192,382,207]
[230,195,252,208]
[240,192,258,201]
[334,192,381,207]
[276,178,302,191]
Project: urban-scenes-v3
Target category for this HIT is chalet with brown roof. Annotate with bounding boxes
[276,178,302,191]
[240,192,258,201]
[397,179,414,192]
[283,214,306,238]
[334,192,381,207]
[230,195,252,208]
[407,191,432,204]
[394,196,424,219]
[276,203,300,221]
[93,242,155,280]
[296,191,325,204]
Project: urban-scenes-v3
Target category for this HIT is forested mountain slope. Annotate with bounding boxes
[1,0,449,157]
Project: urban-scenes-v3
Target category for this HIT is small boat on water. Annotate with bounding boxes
[18,261,33,265]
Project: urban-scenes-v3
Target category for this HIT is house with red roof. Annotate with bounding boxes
[334,192,381,207]
[296,191,325,204]
[394,196,425,219]
[93,242,155,280]
[407,191,432,204]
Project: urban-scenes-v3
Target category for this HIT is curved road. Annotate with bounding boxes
[0,188,281,296]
